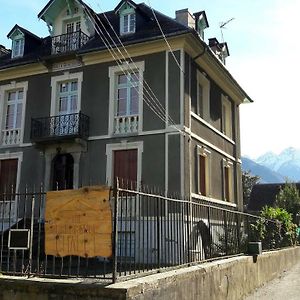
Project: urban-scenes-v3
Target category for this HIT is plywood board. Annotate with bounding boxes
[45,186,112,258]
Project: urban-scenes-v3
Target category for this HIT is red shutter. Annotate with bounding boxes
[199,155,206,196]
[224,167,230,201]
[114,149,137,187]
[0,159,18,193]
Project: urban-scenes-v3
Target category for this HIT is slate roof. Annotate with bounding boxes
[248,183,300,212]
[0,2,192,70]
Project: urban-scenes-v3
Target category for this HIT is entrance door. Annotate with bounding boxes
[52,154,74,191]
[113,149,137,188]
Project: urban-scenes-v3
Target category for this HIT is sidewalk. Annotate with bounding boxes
[244,262,300,299]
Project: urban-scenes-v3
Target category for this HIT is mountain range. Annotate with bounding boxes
[242,147,300,183]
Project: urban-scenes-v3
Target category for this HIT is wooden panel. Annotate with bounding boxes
[45,186,112,258]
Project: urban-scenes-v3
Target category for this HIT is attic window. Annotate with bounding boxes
[66,6,79,16]
[12,37,24,58]
[119,4,136,35]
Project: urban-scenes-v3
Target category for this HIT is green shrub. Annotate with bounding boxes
[251,206,297,249]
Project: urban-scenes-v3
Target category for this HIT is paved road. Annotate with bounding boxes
[244,262,300,300]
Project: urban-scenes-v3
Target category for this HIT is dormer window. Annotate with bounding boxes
[117,2,136,35]
[193,11,209,40]
[12,38,24,58]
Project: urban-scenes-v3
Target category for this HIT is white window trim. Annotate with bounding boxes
[197,145,211,197]
[196,70,210,120]
[0,81,28,147]
[108,61,144,135]
[223,159,234,202]
[0,152,23,194]
[119,6,136,35]
[11,33,25,59]
[222,94,233,139]
[50,72,83,116]
[106,141,143,187]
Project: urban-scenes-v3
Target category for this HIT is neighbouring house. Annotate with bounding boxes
[248,183,300,212]
[0,0,252,225]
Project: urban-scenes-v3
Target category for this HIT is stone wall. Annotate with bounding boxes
[0,247,299,300]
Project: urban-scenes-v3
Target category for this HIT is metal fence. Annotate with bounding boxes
[0,182,287,283]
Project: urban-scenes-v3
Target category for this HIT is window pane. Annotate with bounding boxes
[71,81,78,91]
[18,90,23,100]
[118,74,127,85]
[117,99,127,116]
[8,91,16,102]
[60,83,68,93]
[131,72,139,83]
[70,95,78,111]
[129,14,136,32]
[59,97,68,112]
[130,87,138,114]
[6,104,15,129]
[124,15,129,32]
[16,103,22,128]
[75,21,81,31]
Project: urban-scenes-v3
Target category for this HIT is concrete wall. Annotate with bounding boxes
[0,247,299,300]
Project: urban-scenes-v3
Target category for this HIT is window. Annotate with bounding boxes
[116,72,139,117]
[223,160,233,202]
[0,82,27,147]
[197,146,211,197]
[109,62,144,135]
[196,71,210,120]
[58,80,78,115]
[119,4,136,35]
[222,95,233,139]
[51,72,83,117]
[12,38,24,58]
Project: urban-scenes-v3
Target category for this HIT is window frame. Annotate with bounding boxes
[196,70,210,120]
[50,72,83,117]
[0,81,28,147]
[105,141,143,187]
[12,38,25,58]
[108,61,144,135]
[119,5,136,35]
[223,159,234,202]
[197,146,211,197]
[221,95,233,139]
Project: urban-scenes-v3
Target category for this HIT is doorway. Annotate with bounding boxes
[52,153,74,190]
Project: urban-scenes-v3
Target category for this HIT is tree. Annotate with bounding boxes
[275,182,300,224]
[242,170,260,206]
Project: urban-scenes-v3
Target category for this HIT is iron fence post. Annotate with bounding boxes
[29,195,35,274]
[223,211,228,255]
[112,179,119,283]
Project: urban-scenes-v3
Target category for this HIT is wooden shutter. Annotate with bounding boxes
[199,155,206,196]
[113,149,137,187]
[0,159,18,193]
[224,167,230,201]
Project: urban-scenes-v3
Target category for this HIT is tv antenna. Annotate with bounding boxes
[219,17,235,42]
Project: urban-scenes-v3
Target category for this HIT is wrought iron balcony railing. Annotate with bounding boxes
[30,112,89,143]
[51,31,89,55]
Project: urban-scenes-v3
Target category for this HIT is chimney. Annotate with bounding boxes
[175,9,195,29]
[0,45,10,56]
[208,38,230,65]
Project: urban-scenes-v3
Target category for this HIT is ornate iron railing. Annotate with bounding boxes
[51,31,89,54]
[30,112,89,142]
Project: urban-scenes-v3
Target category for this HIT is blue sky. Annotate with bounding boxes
[1,0,298,158]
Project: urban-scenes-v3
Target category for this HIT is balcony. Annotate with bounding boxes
[51,31,89,55]
[114,115,139,134]
[30,112,89,143]
[1,129,21,146]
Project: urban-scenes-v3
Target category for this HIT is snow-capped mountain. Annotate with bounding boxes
[254,147,300,181]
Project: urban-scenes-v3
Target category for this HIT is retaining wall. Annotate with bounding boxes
[0,247,299,300]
